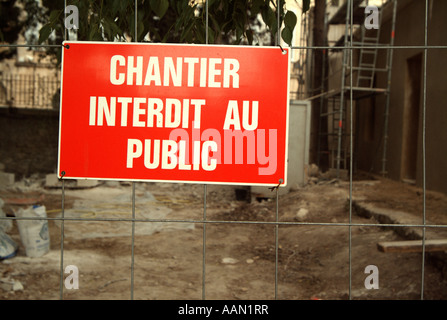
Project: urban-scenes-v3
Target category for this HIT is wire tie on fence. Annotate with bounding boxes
[269,179,284,192]
[279,45,286,54]
[59,171,66,180]
[62,44,70,49]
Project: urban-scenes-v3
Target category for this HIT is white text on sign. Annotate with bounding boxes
[109,55,240,88]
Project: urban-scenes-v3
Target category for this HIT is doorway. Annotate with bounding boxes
[401,53,422,182]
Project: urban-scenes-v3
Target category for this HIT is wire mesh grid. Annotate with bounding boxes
[0,0,446,301]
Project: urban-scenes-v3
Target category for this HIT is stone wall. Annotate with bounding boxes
[0,108,59,180]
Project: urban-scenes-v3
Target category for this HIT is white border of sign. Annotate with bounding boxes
[58,41,291,187]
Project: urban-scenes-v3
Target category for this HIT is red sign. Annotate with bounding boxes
[58,41,290,186]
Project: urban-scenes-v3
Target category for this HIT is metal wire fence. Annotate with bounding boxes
[0,0,446,301]
[0,73,60,109]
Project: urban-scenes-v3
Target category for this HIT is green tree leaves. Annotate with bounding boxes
[302,0,310,13]
[33,0,299,47]
[150,0,169,19]
[281,10,297,47]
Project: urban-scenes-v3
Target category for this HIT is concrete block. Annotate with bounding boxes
[328,168,348,180]
[76,179,100,188]
[0,172,14,186]
[252,100,311,197]
[45,173,62,188]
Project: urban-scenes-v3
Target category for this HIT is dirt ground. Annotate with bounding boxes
[1,171,447,300]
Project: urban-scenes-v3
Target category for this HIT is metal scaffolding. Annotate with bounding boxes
[316,0,398,177]
[296,9,312,100]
